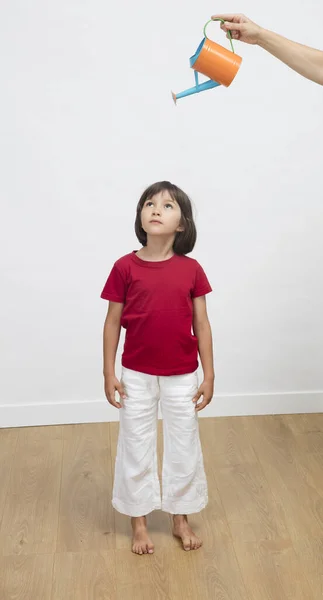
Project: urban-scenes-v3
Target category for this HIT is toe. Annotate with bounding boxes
[183,537,191,551]
[148,544,154,554]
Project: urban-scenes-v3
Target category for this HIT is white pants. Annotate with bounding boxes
[112,367,208,517]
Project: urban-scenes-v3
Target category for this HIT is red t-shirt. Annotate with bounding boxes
[100,251,212,376]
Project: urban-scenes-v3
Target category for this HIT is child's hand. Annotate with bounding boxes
[104,375,126,409]
[192,379,214,412]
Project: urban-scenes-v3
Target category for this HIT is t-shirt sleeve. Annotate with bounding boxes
[191,262,212,298]
[100,263,127,303]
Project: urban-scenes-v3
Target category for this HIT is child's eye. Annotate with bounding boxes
[145,201,173,209]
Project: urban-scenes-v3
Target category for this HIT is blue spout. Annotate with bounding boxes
[172,56,221,104]
[172,78,220,104]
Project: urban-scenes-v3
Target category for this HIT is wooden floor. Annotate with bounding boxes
[0,414,323,599]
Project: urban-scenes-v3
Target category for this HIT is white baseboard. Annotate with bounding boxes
[0,391,322,428]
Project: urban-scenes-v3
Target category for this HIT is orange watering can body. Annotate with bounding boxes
[172,19,242,103]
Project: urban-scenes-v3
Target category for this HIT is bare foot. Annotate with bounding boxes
[131,516,155,555]
[173,515,203,551]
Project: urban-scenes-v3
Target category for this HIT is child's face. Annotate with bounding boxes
[141,191,184,239]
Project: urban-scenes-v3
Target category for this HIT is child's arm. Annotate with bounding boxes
[192,296,215,412]
[103,301,126,409]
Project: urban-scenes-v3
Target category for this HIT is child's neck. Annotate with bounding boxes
[138,238,175,262]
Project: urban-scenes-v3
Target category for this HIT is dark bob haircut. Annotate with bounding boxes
[134,181,197,255]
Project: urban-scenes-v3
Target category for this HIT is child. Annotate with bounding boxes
[101,181,214,555]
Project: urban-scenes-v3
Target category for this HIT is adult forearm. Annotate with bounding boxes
[103,320,121,377]
[258,28,323,85]
[195,322,215,380]
[212,13,323,85]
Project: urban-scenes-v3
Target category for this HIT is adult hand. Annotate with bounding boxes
[211,14,263,45]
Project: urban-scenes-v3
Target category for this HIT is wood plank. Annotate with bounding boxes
[52,551,116,600]
[1,414,323,599]
[233,539,313,600]
[0,428,18,527]
[116,545,247,600]
[199,416,258,470]
[0,553,53,600]
[56,423,115,552]
[0,426,63,556]
[167,543,249,600]
[250,415,323,541]
[292,536,323,597]
[291,431,323,454]
[289,436,323,499]
[116,548,170,600]
[284,413,323,434]
[215,461,291,542]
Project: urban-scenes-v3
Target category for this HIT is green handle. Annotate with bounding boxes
[203,19,235,53]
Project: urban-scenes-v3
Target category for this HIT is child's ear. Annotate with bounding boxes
[176,225,185,232]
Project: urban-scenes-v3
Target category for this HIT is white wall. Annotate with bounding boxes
[1,0,322,428]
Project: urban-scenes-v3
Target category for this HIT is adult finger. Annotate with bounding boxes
[222,21,244,31]
[211,13,244,23]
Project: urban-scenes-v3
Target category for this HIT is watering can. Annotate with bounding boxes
[172,19,242,103]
